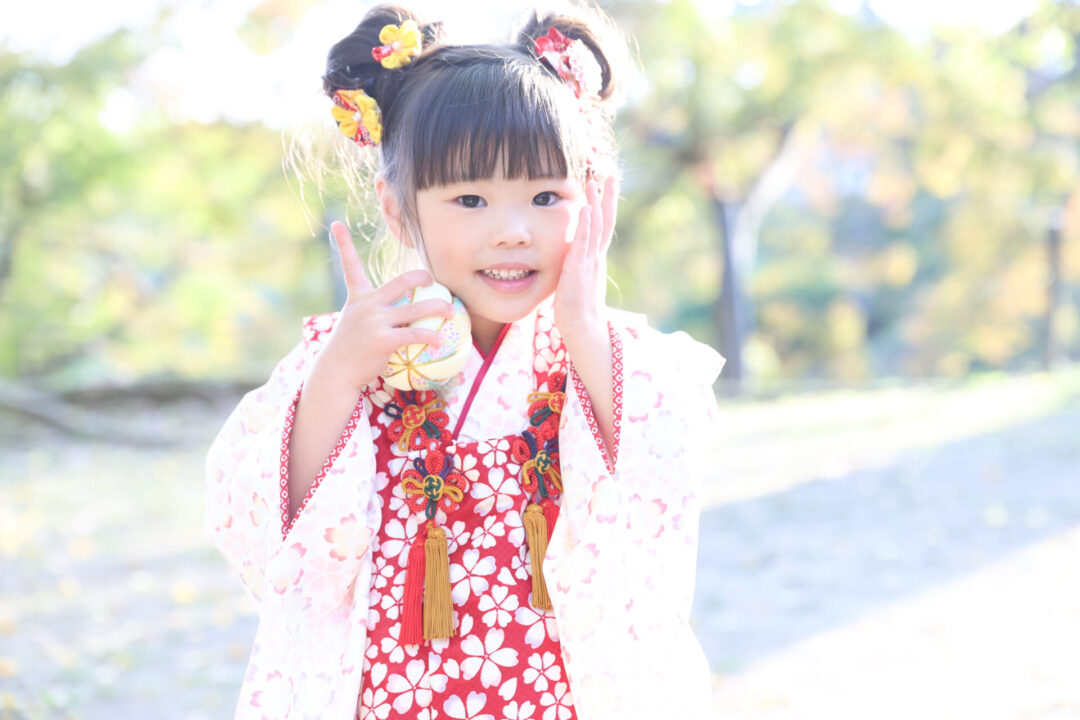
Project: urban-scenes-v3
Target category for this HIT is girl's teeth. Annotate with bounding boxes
[482,269,531,280]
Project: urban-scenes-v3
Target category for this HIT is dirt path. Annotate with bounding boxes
[1,371,1077,718]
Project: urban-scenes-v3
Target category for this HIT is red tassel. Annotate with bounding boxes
[400,525,427,645]
[542,498,559,539]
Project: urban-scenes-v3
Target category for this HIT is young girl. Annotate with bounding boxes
[206,5,723,719]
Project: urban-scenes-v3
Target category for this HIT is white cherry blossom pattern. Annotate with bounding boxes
[509,547,529,582]
[449,548,497,604]
[444,691,493,720]
[377,517,418,566]
[360,662,391,720]
[460,628,520,689]
[478,438,510,468]
[470,466,523,516]
[539,681,574,720]
[523,651,562,693]
[386,658,433,713]
[378,622,419,664]
[378,578,404,622]
[471,515,505,550]
[360,684,391,720]
[514,603,560,650]
[371,553,395,592]
[453,448,481,484]
[386,472,414,520]
[478,584,519,629]
[446,519,471,554]
[502,505,526,547]
[502,700,537,720]
[426,652,450,694]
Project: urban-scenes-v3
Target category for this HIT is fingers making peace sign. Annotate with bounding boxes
[319,222,454,390]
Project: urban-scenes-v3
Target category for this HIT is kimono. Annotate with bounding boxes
[206,299,723,720]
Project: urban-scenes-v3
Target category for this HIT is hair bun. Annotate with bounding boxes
[516,9,625,104]
[323,5,442,106]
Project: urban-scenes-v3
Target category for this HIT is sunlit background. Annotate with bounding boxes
[2,0,1079,718]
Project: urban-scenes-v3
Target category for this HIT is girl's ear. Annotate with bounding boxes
[375,175,414,248]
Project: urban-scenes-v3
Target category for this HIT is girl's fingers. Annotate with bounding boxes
[391,327,443,348]
[374,269,435,304]
[330,221,374,296]
[388,298,455,326]
[600,175,618,251]
[571,204,592,264]
[588,181,603,255]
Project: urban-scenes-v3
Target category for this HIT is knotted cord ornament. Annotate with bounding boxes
[399,434,468,642]
[516,373,568,610]
[385,392,450,452]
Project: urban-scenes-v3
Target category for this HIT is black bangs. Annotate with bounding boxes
[393,48,580,190]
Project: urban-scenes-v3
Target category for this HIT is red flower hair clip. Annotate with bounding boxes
[534,27,602,100]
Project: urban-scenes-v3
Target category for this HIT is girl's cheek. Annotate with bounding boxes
[562,207,581,243]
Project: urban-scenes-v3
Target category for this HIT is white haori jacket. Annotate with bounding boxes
[206,301,723,720]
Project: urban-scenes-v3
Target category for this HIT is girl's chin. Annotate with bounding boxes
[463,292,555,337]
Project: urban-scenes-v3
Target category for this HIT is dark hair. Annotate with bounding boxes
[321,4,625,262]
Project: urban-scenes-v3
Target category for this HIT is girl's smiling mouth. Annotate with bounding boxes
[478,268,535,280]
[476,265,538,291]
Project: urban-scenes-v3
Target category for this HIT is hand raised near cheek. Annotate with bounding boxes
[320,222,454,390]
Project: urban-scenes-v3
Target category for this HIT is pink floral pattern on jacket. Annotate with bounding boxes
[205,300,723,720]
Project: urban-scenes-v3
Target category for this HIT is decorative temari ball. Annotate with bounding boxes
[382,282,471,391]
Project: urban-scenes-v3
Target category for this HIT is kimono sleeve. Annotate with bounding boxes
[616,325,723,714]
[546,318,724,720]
[204,313,348,604]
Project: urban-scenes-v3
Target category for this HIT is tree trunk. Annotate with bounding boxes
[707,121,810,393]
[1044,208,1064,370]
[712,194,744,393]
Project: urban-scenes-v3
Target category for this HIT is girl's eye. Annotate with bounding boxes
[533,191,560,206]
[457,195,484,208]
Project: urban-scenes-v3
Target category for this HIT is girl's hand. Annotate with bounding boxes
[554,175,618,343]
[318,221,453,390]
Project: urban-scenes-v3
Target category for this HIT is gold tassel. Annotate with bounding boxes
[523,503,553,610]
[423,524,455,639]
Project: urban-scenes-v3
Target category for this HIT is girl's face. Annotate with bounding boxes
[412,171,586,352]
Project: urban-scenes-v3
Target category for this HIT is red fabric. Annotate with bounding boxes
[356,351,578,719]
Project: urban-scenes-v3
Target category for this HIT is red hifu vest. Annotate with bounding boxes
[354,325,578,720]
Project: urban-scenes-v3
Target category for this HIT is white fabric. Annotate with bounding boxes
[206,301,723,720]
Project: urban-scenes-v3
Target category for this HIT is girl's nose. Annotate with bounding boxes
[491,211,532,248]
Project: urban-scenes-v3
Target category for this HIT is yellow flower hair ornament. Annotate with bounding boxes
[371,20,422,70]
[331,88,382,147]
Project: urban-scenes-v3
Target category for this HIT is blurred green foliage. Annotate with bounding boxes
[1,0,1078,390]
